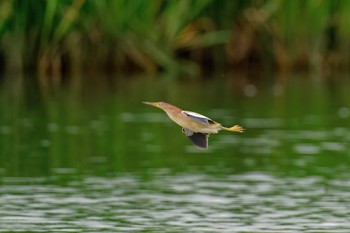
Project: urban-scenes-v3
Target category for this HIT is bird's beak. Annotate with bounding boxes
[143,101,160,108]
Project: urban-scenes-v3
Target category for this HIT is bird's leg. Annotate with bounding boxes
[221,125,244,133]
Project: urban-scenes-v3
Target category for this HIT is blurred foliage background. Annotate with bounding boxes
[0,0,349,77]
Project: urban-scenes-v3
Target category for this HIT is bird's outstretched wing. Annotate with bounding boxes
[182,128,208,149]
[182,111,214,125]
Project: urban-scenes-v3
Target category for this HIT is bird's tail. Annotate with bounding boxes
[221,125,244,133]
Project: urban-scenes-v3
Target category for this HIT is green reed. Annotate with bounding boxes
[1,0,350,77]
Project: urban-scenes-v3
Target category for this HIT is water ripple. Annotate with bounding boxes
[1,172,350,232]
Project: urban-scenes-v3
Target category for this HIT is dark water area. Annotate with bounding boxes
[1,73,350,232]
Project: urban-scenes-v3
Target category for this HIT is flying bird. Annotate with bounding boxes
[143,102,244,149]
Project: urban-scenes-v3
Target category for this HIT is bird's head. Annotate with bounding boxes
[143,101,180,112]
[143,101,166,109]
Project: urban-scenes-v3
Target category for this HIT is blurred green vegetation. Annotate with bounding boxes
[0,0,349,77]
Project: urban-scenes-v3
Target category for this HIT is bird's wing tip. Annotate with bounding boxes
[183,128,208,149]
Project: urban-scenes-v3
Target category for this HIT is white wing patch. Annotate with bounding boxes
[182,111,214,125]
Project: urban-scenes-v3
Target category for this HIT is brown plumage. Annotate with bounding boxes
[143,102,244,149]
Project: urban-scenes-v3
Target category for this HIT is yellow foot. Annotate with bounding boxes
[223,125,244,133]
[232,125,244,133]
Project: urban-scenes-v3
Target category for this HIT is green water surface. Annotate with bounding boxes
[0,73,350,232]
